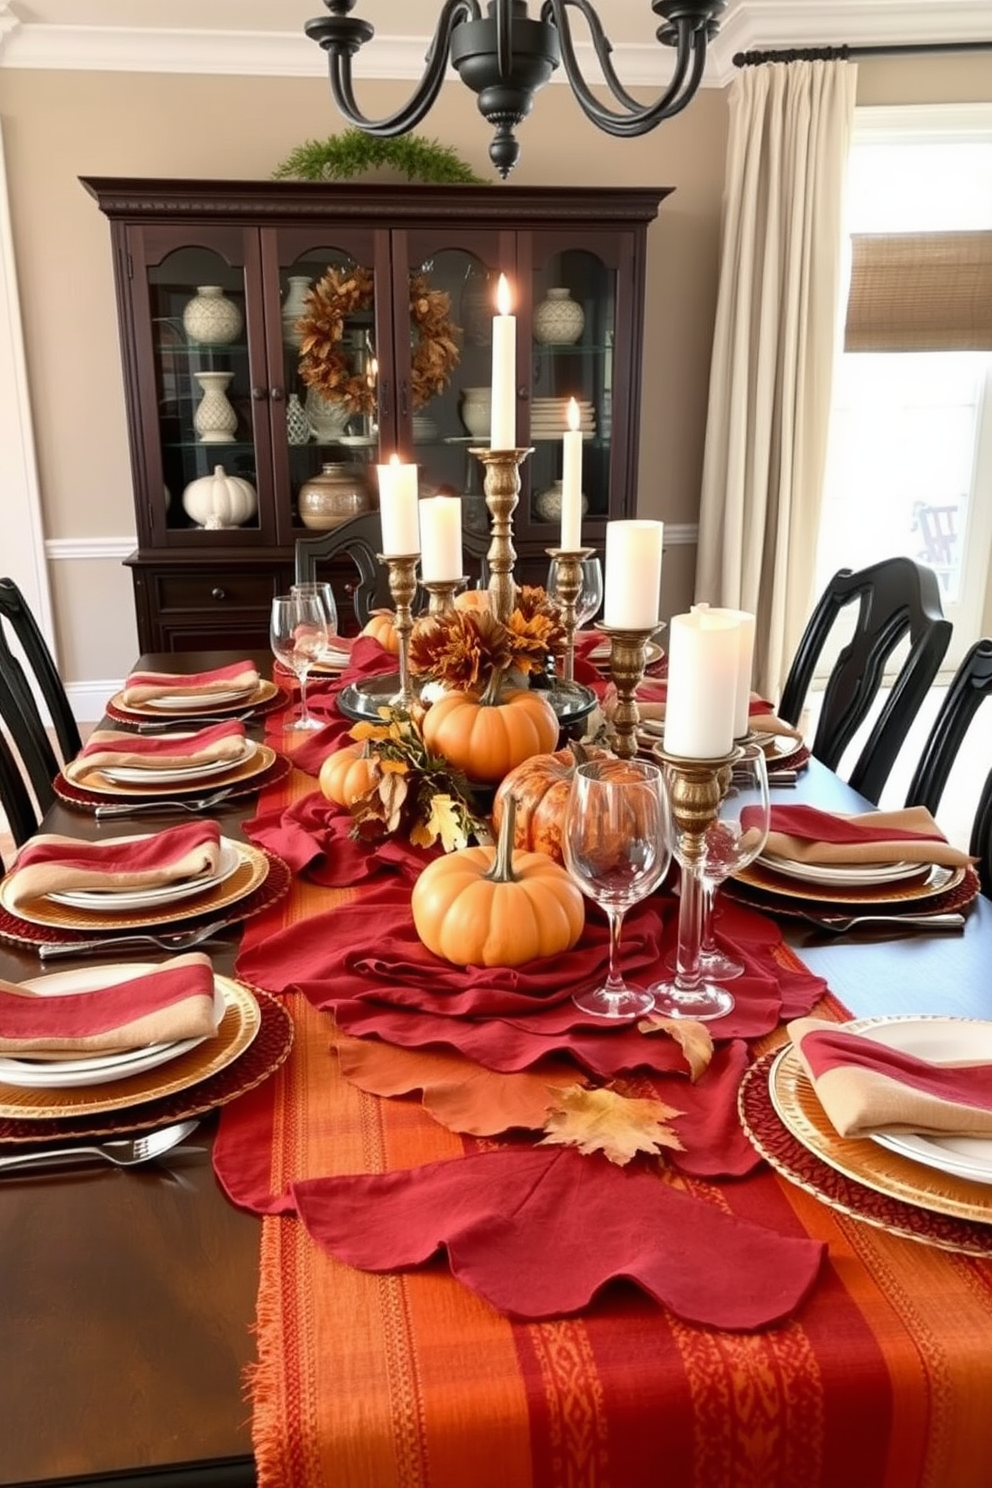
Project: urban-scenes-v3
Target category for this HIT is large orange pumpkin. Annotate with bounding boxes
[492,742,611,864]
[318,741,377,807]
[411,797,584,967]
[361,609,400,655]
[421,688,559,784]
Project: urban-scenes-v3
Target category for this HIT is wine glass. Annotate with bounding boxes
[563,758,671,1020]
[698,744,771,979]
[270,592,329,732]
[290,580,339,663]
[649,745,770,1021]
[547,554,604,629]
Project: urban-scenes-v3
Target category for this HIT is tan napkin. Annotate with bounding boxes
[632,685,804,742]
[64,721,248,786]
[760,805,972,869]
[4,822,223,909]
[788,1016,992,1138]
[0,952,220,1056]
[122,659,258,706]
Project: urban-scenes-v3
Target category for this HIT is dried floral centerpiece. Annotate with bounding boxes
[295,263,461,414]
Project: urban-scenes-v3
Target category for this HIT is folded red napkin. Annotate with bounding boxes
[5,821,222,908]
[64,721,247,785]
[122,659,258,705]
[338,635,397,684]
[789,1016,992,1138]
[0,952,219,1055]
[288,1145,824,1329]
[758,805,972,868]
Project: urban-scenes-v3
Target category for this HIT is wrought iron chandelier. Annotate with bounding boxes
[305,1,727,178]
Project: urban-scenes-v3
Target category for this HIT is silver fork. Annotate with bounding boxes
[134,710,256,733]
[796,910,966,935]
[0,1119,200,1173]
[38,917,231,961]
[93,789,236,820]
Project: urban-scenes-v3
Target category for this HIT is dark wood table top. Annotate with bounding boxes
[1,653,989,1486]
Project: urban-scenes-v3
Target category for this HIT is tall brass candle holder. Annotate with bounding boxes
[470,446,532,624]
[378,552,419,708]
[598,622,665,759]
[547,545,594,683]
[648,744,743,1022]
[422,578,464,616]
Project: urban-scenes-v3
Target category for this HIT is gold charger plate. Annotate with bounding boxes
[0,974,260,1119]
[0,840,270,932]
[735,859,965,908]
[107,677,280,721]
[65,741,277,799]
[765,1032,992,1227]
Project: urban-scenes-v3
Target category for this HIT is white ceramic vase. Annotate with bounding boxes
[193,371,237,444]
[282,275,312,348]
[305,385,351,442]
[459,386,492,439]
[285,391,311,445]
[534,478,589,523]
[182,285,242,346]
[533,287,585,346]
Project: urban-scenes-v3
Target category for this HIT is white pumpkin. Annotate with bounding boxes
[182,465,258,530]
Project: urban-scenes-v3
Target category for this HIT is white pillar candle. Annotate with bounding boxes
[560,397,583,550]
[692,604,756,738]
[663,609,742,759]
[419,495,463,582]
[377,454,420,555]
[603,520,664,629]
[490,273,516,449]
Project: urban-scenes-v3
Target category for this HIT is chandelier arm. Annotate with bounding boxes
[318,0,480,139]
[560,17,707,137]
[542,0,649,115]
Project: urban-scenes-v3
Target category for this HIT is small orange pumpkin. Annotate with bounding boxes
[492,742,611,864]
[411,797,584,967]
[318,741,377,807]
[361,609,400,655]
[454,589,490,613]
[422,687,559,784]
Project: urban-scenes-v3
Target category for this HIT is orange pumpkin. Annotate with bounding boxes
[454,589,490,613]
[361,609,400,655]
[422,688,559,784]
[411,796,584,967]
[318,742,377,807]
[492,742,610,864]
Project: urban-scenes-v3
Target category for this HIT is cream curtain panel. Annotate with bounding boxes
[695,59,858,700]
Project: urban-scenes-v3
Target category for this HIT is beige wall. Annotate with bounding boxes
[0,51,988,699]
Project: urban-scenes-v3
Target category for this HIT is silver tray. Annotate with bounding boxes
[336,674,599,732]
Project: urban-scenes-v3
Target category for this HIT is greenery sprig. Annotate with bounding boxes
[273,130,488,186]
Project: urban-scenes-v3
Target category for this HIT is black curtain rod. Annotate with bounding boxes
[733,41,992,67]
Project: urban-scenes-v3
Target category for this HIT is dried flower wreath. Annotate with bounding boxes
[295,264,461,414]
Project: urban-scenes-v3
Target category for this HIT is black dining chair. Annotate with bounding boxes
[0,576,82,816]
[294,512,491,629]
[0,725,38,865]
[778,556,952,805]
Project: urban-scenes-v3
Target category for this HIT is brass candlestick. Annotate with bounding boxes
[598,621,665,759]
[547,545,594,683]
[422,577,465,616]
[470,446,532,624]
[648,744,743,1022]
[378,551,419,708]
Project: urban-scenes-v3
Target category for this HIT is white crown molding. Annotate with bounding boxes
[1,3,988,81]
[45,536,137,560]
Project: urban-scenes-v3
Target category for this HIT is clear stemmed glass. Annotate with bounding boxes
[649,745,770,1021]
[563,758,671,1020]
[698,743,771,979]
[290,580,339,664]
[547,554,604,629]
[270,592,329,732]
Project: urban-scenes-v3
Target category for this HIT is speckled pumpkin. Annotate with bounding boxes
[492,742,611,864]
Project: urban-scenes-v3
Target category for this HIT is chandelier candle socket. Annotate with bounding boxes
[603,520,664,630]
[691,604,756,739]
[377,455,420,555]
[663,610,742,760]
[490,274,516,449]
[560,397,584,550]
[420,495,463,583]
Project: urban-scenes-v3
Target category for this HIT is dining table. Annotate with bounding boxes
[2,647,992,1488]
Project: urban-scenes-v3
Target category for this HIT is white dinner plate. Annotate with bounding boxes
[47,838,243,912]
[144,684,256,711]
[0,962,225,1089]
[757,851,930,888]
[100,738,256,786]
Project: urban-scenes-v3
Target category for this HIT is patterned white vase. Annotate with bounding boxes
[182,285,242,346]
[282,275,312,348]
[285,392,311,445]
[193,371,237,444]
[533,287,585,346]
[305,385,351,442]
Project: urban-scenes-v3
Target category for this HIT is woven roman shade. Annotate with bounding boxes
[845,230,992,351]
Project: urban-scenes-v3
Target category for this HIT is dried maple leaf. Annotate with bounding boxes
[540,1084,684,1167]
[411,792,470,852]
[637,1015,714,1082]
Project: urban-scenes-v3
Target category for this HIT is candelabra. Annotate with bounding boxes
[547,545,594,683]
[378,552,419,708]
[470,446,532,624]
[598,622,665,759]
[648,744,743,1022]
[422,578,464,616]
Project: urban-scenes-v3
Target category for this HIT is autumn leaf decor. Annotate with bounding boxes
[409,585,566,699]
[540,1085,685,1167]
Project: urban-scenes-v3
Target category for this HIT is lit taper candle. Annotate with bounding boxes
[490,273,516,449]
[377,454,420,555]
[603,520,664,629]
[663,609,741,759]
[560,396,583,549]
[419,495,463,582]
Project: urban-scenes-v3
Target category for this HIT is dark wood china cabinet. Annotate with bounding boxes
[82,178,668,650]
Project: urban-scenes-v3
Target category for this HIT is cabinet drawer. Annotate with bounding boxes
[155,571,280,612]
